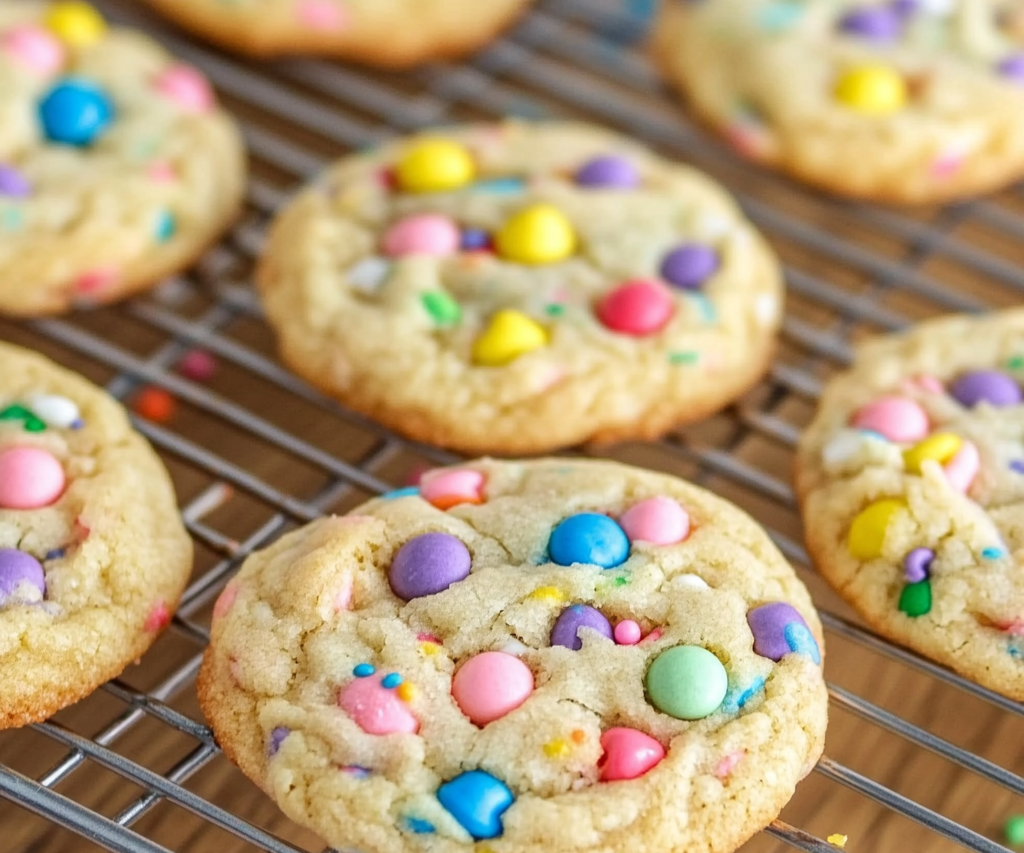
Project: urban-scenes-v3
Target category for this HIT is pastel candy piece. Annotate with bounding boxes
[949,370,1022,408]
[619,496,690,545]
[645,645,728,720]
[44,2,107,46]
[899,580,932,616]
[548,513,630,569]
[0,405,46,432]
[436,770,514,840]
[451,651,533,725]
[943,439,979,492]
[848,499,905,560]
[746,602,819,662]
[495,203,576,265]
[597,279,674,336]
[0,447,65,509]
[550,604,613,650]
[599,727,666,781]
[472,309,548,366]
[296,0,347,29]
[904,547,934,583]
[154,65,215,114]
[574,155,640,189]
[997,54,1024,83]
[338,672,419,734]
[659,244,720,291]
[903,432,962,474]
[39,78,115,147]
[838,7,903,40]
[2,25,65,75]
[0,548,46,605]
[834,64,907,114]
[383,213,460,257]
[388,532,471,601]
[850,396,929,442]
[421,469,484,510]
[0,165,31,199]
[396,139,476,193]
[28,394,81,428]
[613,619,642,645]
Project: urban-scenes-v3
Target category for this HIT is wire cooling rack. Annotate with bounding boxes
[4,1,1024,851]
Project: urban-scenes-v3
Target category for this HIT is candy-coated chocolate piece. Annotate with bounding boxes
[903,432,962,474]
[383,213,461,257]
[452,651,533,725]
[0,447,65,509]
[837,6,902,41]
[396,139,476,193]
[619,496,690,545]
[436,770,514,840]
[339,672,419,734]
[599,727,666,781]
[495,203,576,265]
[848,499,905,560]
[574,155,640,189]
[550,604,613,650]
[472,309,548,366]
[597,279,674,336]
[747,602,820,664]
[39,78,115,147]
[2,26,65,76]
[45,1,107,46]
[899,580,931,617]
[645,645,728,720]
[421,469,484,509]
[388,532,471,601]
[613,619,642,645]
[28,394,81,428]
[834,64,907,114]
[659,244,719,291]
[949,370,1022,408]
[154,65,215,114]
[850,396,929,443]
[548,513,630,569]
[0,548,46,606]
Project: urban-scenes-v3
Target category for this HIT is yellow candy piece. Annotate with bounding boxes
[835,64,907,115]
[472,309,548,366]
[528,586,565,603]
[395,139,475,193]
[827,835,848,850]
[848,498,905,560]
[902,432,962,474]
[396,682,418,703]
[45,1,106,47]
[496,203,576,265]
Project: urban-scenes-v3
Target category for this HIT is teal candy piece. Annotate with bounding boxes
[437,770,514,840]
[783,622,821,665]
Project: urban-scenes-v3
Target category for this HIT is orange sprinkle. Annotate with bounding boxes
[570,729,586,744]
[397,682,418,703]
[133,386,176,422]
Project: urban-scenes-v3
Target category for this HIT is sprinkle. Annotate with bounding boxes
[418,640,441,657]
[404,817,435,835]
[422,291,462,325]
[381,486,419,500]
[417,632,442,644]
[827,834,848,849]
[570,729,586,744]
[144,599,170,632]
[153,209,176,242]
[347,257,391,294]
[543,739,571,758]
[45,548,65,561]
[982,547,1006,560]
[529,586,565,603]
[268,726,290,756]
[381,672,403,689]
[340,765,371,778]
[471,177,527,194]
[544,303,565,317]
[714,750,744,779]
[397,682,418,702]
[1011,461,1024,475]
[1007,356,1024,370]
[669,351,700,365]
[132,386,176,423]
[353,663,375,677]
[1005,814,1024,846]
[177,349,217,381]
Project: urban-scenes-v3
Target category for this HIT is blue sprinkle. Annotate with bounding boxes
[982,547,1006,560]
[70,418,84,430]
[154,209,176,243]
[342,765,372,778]
[267,726,289,756]
[381,486,419,500]
[721,676,766,714]
[470,177,526,194]
[1,208,23,232]
[404,817,435,835]
[685,293,718,324]
[784,622,822,665]
[757,0,806,33]
[859,429,887,442]
[382,672,403,689]
[353,663,375,678]
[45,548,65,561]
[1011,460,1024,474]
[1010,639,1024,660]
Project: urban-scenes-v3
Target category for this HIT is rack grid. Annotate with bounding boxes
[3,1,1024,851]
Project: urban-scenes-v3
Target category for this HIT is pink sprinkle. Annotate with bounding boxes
[76,267,118,295]
[943,439,980,493]
[614,620,642,645]
[144,599,170,632]
[213,582,239,620]
[178,349,217,382]
[715,750,745,779]
[915,374,945,394]
[534,364,567,393]
[334,580,353,612]
[147,161,176,183]
[931,152,966,178]
[2,25,65,75]
[417,633,442,645]
[998,619,1024,636]
[154,64,215,114]
[639,628,663,645]
[296,0,348,29]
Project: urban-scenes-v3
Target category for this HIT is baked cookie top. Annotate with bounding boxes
[139,0,531,65]
[199,458,827,853]
[0,341,193,728]
[653,0,1024,203]
[0,1,246,316]
[257,121,783,454]
[796,311,1024,698]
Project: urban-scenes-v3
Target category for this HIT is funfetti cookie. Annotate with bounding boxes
[0,2,246,316]
[653,0,1024,204]
[139,0,532,65]
[198,457,827,853]
[0,342,193,728]
[256,121,783,455]
[796,311,1024,699]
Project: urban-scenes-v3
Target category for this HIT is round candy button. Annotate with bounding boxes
[338,672,419,735]
[2,26,65,76]
[949,370,1022,408]
[550,604,613,650]
[0,548,46,606]
[903,432,961,474]
[0,447,65,509]
[495,203,576,265]
[614,619,642,645]
[645,645,728,721]
[835,64,907,115]
[599,727,665,781]
[388,532,471,601]
[548,513,630,569]
[39,78,115,147]
[850,396,929,442]
[659,244,719,291]
[452,651,533,725]
[575,155,640,189]
[619,496,690,545]
[396,139,475,193]
[383,213,460,257]
[44,2,107,47]
[596,279,673,337]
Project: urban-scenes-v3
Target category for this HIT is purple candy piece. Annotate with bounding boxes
[949,370,1022,408]
[461,228,491,251]
[903,547,934,583]
[388,532,471,601]
[0,165,30,198]
[997,54,1024,83]
[268,726,290,756]
[747,602,810,661]
[550,604,613,651]
[659,244,720,291]
[575,155,640,189]
[838,6,903,40]
[890,0,918,17]
[0,548,45,604]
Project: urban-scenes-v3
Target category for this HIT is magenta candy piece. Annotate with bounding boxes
[903,547,934,583]
[747,602,813,661]
[659,244,720,291]
[550,604,613,650]
[575,155,640,189]
[0,548,45,604]
[388,532,471,601]
[949,370,1022,408]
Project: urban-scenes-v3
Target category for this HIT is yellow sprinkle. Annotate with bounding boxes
[395,139,475,193]
[472,309,548,367]
[418,641,440,657]
[827,834,848,849]
[495,203,576,265]
[848,499,905,560]
[45,2,107,46]
[478,847,496,853]
[902,432,962,474]
[543,739,571,758]
[397,682,418,702]
[835,64,907,115]
[529,586,565,603]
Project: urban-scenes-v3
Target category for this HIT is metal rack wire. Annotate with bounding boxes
[3,1,1024,851]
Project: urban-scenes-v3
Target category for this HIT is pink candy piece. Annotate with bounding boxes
[596,279,674,337]
[613,619,642,645]
[144,599,170,632]
[339,674,419,735]
[421,469,485,510]
[715,750,745,780]
[944,439,980,493]
[76,267,118,295]
[619,496,690,545]
[599,727,666,781]
[296,0,348,29]
[178,349,217,381]
[213,582,239,620]
[383,214,461,258]
[155,64,215,114]
[0,447,65,509]
[451,651,534,726]
[2,26,65,75]
[850,396,929,443]
[640,628,663,645]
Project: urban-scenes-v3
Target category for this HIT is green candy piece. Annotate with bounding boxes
[1006,815,1024,846]
[421,292,462,326]
[0,404,46,433]
[645,645,728,721]
[898,580,931,617]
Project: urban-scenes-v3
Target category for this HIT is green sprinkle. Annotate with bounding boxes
[1005,815,1024,846]
[669,351,700,365]
[1008,356,1024,371]
[0,404,46,433]
[614,576,629,587]
[544,303,565,317]
[898,580,931,618]
[421,292,462,326]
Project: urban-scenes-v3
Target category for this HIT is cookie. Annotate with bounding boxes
[653,0,1024,204]
[139,0,532,66]
[0,342,193,728]
[0,1,246,316]
[198,457,827,853]
[256,121,783,455]
[796,311,1024,699]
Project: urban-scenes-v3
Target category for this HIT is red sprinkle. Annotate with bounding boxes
[178,348,217,382]
[133,386,176,422]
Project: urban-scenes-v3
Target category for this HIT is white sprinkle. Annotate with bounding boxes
[919,0,954,15]
[347,257,392,294]
[183,482,234,523]
[28,394,81,428]
[822,430,866,466]
[754,293,778,326]
[673,573,710,591]
[500,638,530,656]
[694,212,733,240]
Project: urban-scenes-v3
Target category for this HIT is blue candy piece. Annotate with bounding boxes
[381,486,420,500]
[783,622,821,665]
[381,672,403,689]
[548,513,629,569]
[436,770,514,840]
[39,78,115,147]
[353,663,375,677]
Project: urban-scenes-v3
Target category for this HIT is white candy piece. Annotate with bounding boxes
[500,637,530,656]
[754,293,778,326]
[28,394,81,428]
[347,257,392,294]
[672,573,710,591]
[821,429,869,466]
